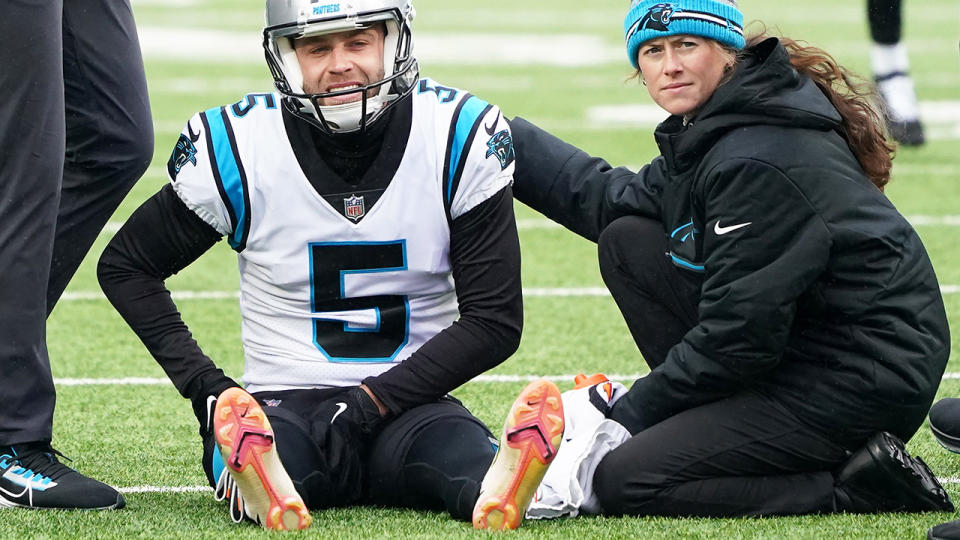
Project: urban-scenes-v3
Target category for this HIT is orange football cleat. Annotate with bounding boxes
[472,379,565,530]
[214,387,312,530]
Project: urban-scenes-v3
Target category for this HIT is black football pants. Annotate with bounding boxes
[0,0,152,445]
[593,216,869,517]
[255,389,496,521]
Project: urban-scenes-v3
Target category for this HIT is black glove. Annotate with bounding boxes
[190,378,242,488]
[321,386,388,442]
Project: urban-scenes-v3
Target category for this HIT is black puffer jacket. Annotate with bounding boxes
[510,38,949,435]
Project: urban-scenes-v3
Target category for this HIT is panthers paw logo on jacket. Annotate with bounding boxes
[167,121,201,181]
[485,130,515,170]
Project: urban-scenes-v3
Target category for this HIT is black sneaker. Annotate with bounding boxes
[0,442,124,509]
[875,73,926,146]
[930,518,960,540]
[887,119,926,147]
[929,398,960,454]
[834,432,953,513]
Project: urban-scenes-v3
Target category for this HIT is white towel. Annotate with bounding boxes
[526,381,631,519]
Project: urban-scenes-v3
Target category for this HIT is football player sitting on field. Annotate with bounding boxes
[97,0,562,530]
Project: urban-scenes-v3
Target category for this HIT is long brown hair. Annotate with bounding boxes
[743,32,895,191]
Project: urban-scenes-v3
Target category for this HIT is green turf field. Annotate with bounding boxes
[4,0,960,537]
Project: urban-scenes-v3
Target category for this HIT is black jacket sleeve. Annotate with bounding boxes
[97,184,240,402]
[362,185,523,414]
[611,159,832,433]
[509,116,666,242]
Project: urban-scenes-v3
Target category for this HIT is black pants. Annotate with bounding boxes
[868,0,902,44]
[255,389,496,521]
[593,216,887,517]
[0,1,152,444]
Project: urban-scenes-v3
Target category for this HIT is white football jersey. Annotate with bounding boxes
[167,80,515,392]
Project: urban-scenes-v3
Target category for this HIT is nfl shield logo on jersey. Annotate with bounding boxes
[344,194,365,221]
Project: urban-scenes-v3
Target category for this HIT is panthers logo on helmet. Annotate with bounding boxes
[639,3,677,32]
[167,121,201,181]
[484,130,515,170]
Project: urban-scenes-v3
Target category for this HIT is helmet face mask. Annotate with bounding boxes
[263,0,419,134]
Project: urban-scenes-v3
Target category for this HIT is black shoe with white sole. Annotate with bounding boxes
[0,442,124,510]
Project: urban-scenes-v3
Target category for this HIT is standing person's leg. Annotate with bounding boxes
[868,0,901,42]
[0,0,64,449]
[598,215,700,369]
[50,0,153,312]
[867,0,924,145]
[0,1,124,510]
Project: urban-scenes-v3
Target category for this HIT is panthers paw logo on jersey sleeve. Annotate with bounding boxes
[167,121,201,180]
[484,130,515,170]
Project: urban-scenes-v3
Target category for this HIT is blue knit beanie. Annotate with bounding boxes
[624,0,745,69]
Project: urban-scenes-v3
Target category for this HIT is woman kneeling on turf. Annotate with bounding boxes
[510,0,952,517]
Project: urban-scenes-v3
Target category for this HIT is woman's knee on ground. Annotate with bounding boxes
[593,443,664,516]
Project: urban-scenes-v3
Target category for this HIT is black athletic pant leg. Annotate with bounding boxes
[365,398,496,521]
[594,389,850,517]
[597,215,700,369]
[258,390,495,518]
[51,0,153,310]
[0,0,151,445]
[868,0,902,44]
[0,0,65,445]
[256,388,367,510]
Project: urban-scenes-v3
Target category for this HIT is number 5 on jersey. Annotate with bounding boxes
[309,241,410,362]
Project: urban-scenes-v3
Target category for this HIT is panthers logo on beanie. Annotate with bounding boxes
[638,2,677,32]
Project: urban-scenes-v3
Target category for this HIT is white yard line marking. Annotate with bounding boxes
[115,476,960,494]
[57,372,960,387]
[138,27,622,67]
[586,101,960,140]
[56,377,171,386]
[55,373,644,386]
[118,485,211,494]
[58,284,960,303]
[101,215,960,237]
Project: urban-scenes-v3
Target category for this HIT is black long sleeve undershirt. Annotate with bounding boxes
[97,185,237,402]
[97,183,522,413]
[363,185,522,413]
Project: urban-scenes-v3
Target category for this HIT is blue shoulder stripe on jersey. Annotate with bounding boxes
[444,94,493,206]
[202,106,251,251]
[198,112,237,234]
